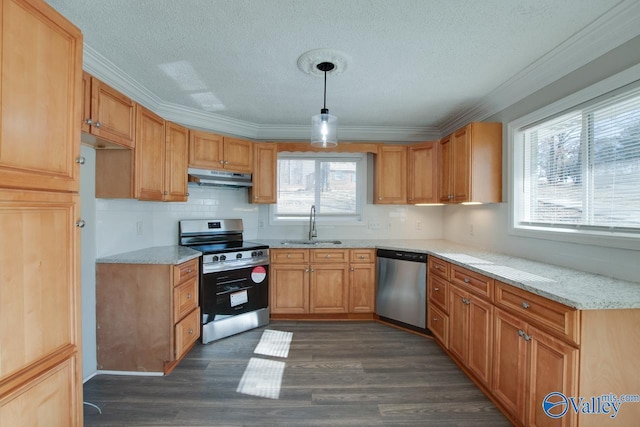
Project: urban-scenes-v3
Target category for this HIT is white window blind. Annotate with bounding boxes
[518,86,640,233]
[274,154,364,221]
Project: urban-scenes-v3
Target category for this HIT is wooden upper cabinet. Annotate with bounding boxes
[439,122,502,204]
[251,142,277,204]
[408,141,438,204]
[0,0,82,193]
[164,122,189,202]
[375,145,407,204]
[188,131,253,173]
[223,137,253,173]
[83,72,136,148]
[134,105,166,200]
[189,130,223,169]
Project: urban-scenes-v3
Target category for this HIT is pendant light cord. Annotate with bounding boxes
[323,70,327,110]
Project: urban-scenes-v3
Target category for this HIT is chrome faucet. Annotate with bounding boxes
[308,205,317,240]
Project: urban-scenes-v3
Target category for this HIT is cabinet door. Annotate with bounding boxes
[527,325,578,427]
[349,263,375,313]
[448,286,469,362]
[493,308,529,425]
[270,264,309,314]
[81,71,92,134]
[452,126,471,203]
[310,264,349,313]
[467,296,493,388]
[251,143,277,204]
[0,190,79,379]
[428,274,449,313]
[375,145,407,204]
[164,122,189,202]
[437,135,452,203]
[135,106,165,201]
[223,137,253,173]
[189,130,223,169]
[408,141,437,204]
[174,307,200,360]
[90,77,136,148]
[0,0,82,193]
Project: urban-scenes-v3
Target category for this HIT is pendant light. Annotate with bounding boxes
[311,62,338,148]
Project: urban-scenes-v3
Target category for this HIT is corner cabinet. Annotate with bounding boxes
[438,122,502,203]
[0,0,83,425]
[96,258,201,374]
[250,142,277,204]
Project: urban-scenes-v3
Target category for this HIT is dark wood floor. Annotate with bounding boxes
[83,321,511,426]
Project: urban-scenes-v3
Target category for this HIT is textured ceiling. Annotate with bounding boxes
[45,0,640,140]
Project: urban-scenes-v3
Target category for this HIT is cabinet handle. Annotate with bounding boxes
[524,333,532,341]
[463,277,470,283]
[75,219,86,228]
[305,268,309,272]
[84,118,93,125]
[188,329,194,335]
[311,268,315,272]
[521,301,530,309]
[434,265,440,270]
[186,293,192,299]
[287,254,291,259]
[518,329,525,338]
[94,121,101,128]
[434,287,439,291]
[350,267,354,271]
[448,195,453,200]
[360,255,365,259]
[432,317,438,322]
[75,156,86,165]
[254,196,258,200]
[326,255,331,258]
[378,197,382,200]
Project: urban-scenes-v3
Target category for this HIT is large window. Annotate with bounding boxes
[512,82,640,245]
[273,153,365,222]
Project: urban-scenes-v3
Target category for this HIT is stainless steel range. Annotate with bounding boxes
[179,219,269,344]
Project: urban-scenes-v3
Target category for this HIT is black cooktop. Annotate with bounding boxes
[188,240,269,255]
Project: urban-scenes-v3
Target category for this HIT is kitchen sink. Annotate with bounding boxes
[280,240,342,245]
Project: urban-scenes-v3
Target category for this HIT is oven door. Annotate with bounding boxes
[200,264,269,325]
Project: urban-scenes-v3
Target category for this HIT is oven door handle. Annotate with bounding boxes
[202,257,269,274]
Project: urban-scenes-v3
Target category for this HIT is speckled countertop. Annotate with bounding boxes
[96,246,201,265]
[259,239,640,310]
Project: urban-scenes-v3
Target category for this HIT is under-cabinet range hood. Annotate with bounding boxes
[187,168,253,188]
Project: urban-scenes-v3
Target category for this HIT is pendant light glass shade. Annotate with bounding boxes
[311,109,338,148]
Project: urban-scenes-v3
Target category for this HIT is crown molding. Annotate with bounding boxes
[255,124,440,142]
[439,0,640,136]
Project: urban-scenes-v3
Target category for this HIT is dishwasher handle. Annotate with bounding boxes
[376,249,427,263]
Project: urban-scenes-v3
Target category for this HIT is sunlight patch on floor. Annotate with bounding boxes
[254,329,293,358]
[236,357,286,399]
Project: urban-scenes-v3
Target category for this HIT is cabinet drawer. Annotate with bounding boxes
[450,264,493,300]
[428,303,449,347]
[429,274,449,313]
[174,277,198,322]
[495,281,579,344]
[173,258,199,285]
[429,257,449,280]
[271,249,309,264]
[311,249,349,263]
[175,307,200,360]
[350,248,375,263]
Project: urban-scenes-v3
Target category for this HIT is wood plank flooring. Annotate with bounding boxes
[83,321,511,426]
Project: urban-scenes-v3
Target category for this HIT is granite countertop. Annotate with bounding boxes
[259,238,640,310]
[96,246,202,265]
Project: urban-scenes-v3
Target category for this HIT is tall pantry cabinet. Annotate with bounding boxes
[0,0,84,426]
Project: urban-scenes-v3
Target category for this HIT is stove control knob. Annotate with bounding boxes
[236,253,243,259]
[212,255,219,262]
[251,251,257,257]
[219,255,226,261]
[257,250,264,256]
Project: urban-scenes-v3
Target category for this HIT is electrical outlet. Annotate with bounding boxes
[416,220,422,230]
[258,220,264,229]
[136,220,143,236]
[469,224,474,236]
[368,221,381,230]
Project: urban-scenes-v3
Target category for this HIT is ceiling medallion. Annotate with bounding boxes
[297,48,349,76]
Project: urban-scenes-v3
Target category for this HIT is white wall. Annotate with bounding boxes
[442,35,640,283]
[79,145,97,380]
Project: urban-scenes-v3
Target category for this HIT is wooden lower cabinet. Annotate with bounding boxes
[270,248,375,316]
[96,258,200,373]
[427,303,449,345]
[493,308,578,427]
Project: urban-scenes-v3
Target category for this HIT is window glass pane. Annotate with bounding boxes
[276,159,315,215]
[318,161,357,214]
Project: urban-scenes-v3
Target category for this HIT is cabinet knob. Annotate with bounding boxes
[448,195,453,200]
[433,317,438,322]
[75,156,86,165]
[360,255,365,259]
[434,265,440,270]
[225,160,229,164]
[463,277,470,283]
[94,121,101,128]
[75,219,86,228]
[311,268,315,273]
[434,287,439,291]
[521,301,530,309]
[84,118,93,125]
[188,329,194,335]
[219,160,224,164]
[326,255,331,258]
[305,268,309,272]
[186,192,190,196]
[164,191,168,195]
[287,254,291,259]
[254,196,258,200]
[186,268,193,273]
[378,197,383,200]
[350,267,354,271]
[186,293,192,299]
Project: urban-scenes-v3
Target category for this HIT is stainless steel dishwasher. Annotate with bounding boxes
[376,249,428,331]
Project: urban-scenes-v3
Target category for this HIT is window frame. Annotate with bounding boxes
[270,152,366,225]
[509,64,640,250]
